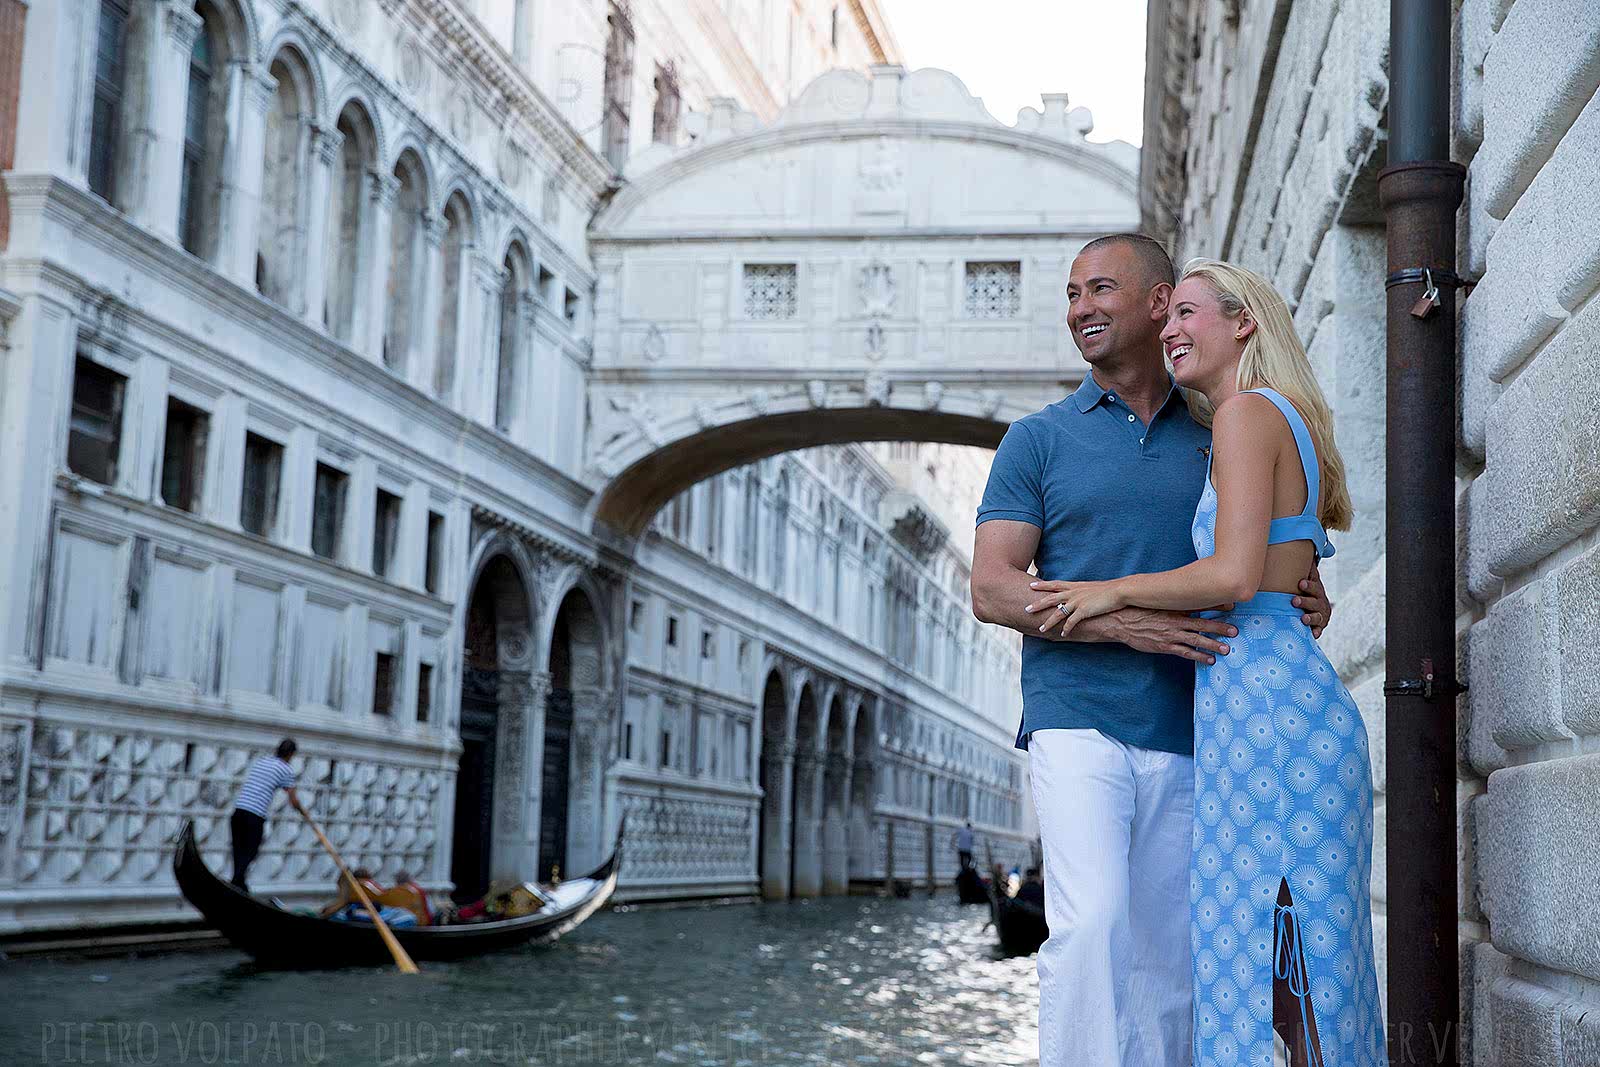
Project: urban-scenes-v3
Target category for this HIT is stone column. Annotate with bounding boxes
[411,212,445,394]
[222,63,274,286]
[13,0,94,182]
[760,741,794,900]
[511,0,533,68]
[821,752,852,895]
[138,1,202,241]
[491,668,549,884]
[848,756,875,885]
[512,292,537,445]
[300,125,340,329]
[566,687,615,875]
[363,171,398,364]
[470,254,507,425]
[790,749,825,897]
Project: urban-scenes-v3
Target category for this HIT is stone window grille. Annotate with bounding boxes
[240,432,283,538]
[67,356,126,486]
[88,0,130,203]
[311,462,348,561]
[963,261,1022,319]
[602,3,635,170]
[743,264,798,320]
[160,397,209,513]
[652,61,680,144]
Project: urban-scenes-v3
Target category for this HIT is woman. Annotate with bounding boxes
[1026,259,1386,1067]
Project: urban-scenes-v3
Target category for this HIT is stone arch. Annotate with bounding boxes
[757,667,791,899]
[591,403,1027,538]
[434,178,482,237]
[452,545,538,901]
[257,44,318,309]
[539,579,613,880]
[325,97,380,343]
[326,85,388,170]
[384,146,429,373]
[258,29,327,124]
[180,0,244,264]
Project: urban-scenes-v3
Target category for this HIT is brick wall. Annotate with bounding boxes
[1143,0,1600,1061]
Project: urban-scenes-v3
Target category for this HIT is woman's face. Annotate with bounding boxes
[1161,277,1250,393]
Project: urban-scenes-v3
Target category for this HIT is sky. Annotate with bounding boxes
[876,0,1147,146]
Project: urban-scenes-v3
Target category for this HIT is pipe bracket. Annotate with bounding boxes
[1385,267,1476,293]
[1383,657,1469,702]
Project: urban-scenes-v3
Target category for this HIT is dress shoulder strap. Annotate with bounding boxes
[1241,388,1336,559]
[1242,388,1320,520]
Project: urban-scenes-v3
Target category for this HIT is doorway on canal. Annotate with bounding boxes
[540,586,609,884]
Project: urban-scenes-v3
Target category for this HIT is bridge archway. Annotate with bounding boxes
[585,64,1139,538]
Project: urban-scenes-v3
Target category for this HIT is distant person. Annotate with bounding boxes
[230,738,305,892]
[954,821,975,868]
[1016,867,1045,908]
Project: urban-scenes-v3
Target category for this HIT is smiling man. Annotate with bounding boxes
[970,233,1331,1066]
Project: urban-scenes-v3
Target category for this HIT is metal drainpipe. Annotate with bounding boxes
[1379,1,1464,1063]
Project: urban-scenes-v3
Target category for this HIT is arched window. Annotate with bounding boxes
[433,193,470,398]
[384,150,427,372]
[178,4,231,258]
[325,101,377,342]
[88,0,132,204]
[258,50,313,307]
[494,243,530,432]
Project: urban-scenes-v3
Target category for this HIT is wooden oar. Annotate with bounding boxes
[298,808,419,974]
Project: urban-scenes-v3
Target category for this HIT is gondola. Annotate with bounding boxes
[173,819,621,967]
[954,862,989,905]
[988,886,1048,955]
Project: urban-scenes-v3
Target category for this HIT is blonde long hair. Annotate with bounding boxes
[1178,258,1353,532]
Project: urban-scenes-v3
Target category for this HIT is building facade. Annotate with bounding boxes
[1143,0,1600,1062]
[0,0,1123,932]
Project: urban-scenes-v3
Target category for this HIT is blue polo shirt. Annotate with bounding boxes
[977,375,1212,755]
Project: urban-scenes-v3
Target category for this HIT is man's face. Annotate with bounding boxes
[1066,244,1166,366]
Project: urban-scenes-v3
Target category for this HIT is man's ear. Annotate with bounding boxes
[1149,282,1174,320]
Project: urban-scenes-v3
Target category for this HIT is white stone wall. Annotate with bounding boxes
[1144,0,1600,1061]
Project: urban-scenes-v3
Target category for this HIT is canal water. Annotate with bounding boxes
[2,894,1039,1066]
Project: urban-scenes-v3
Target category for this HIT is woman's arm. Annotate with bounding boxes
[1025,394,1280,635]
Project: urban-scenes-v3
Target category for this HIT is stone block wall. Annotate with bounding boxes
[1143,0,1600,1060]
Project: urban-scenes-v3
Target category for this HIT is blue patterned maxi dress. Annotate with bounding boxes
[1189,388,1387,1067]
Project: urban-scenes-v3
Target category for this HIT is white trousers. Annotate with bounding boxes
[1029,727,1194,1067]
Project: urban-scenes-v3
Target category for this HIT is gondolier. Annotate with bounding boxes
[953,821,974,868]
[230,738,305,892]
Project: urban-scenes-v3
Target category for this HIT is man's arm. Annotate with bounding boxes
[970,520,1236,665]
[285,785,305,815]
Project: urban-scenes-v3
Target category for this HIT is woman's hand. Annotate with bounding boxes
[1025,579,1128,637]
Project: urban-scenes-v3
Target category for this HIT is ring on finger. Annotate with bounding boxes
[1057,604,1068,613]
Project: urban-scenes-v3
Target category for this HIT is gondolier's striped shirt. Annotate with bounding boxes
[234,756,297,818]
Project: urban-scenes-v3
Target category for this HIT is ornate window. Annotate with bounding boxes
[743,264,798,320]
[240,432,283,539]
[602,3,635,169]
[178,16,213,254]
[67,356,126,486]
[496,244,531,432]
[325,101,378,339]
[385,151,429,373]
[88,0,130,203]
[963,261,1022,319]
[651,61,680,144]
[434,194,471,398]
[258,50,314,308]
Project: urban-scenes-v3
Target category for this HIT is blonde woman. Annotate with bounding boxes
[1026,259,1386,1067]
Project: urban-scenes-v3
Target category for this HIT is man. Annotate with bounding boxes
[230,737,305,892]
[970,234,1331,1065]
[954,820,975,869]
[1016,866,1046,908]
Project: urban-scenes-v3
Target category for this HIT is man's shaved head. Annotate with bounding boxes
[1077,233,1176,290]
